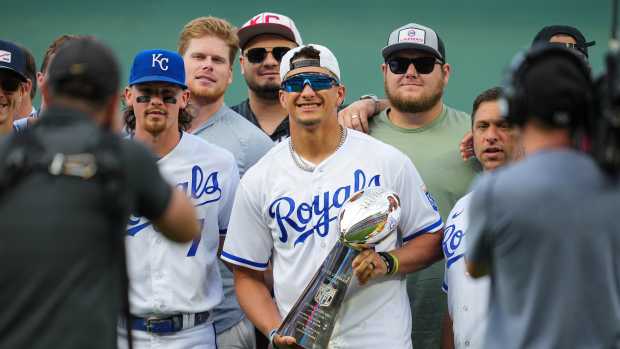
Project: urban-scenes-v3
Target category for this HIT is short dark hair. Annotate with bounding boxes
[40,34,85,74]
[46,38,119,109]
[123,106,193,134]
[472,87,502,124]
[290,46,321,62]
[16,44,36,100]
[289,46,339,80]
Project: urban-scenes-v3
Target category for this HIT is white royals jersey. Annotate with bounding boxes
[222,130,442,349]
[442,193,490,349]
[126,133,239,316]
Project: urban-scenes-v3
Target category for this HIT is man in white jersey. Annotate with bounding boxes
[441,87,521,349]
[222,44,444,349]
[119,49,239,349]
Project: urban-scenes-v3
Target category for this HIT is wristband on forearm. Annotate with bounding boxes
[268,328,279,348]
[359,94,379,116]
[378,252,399,275]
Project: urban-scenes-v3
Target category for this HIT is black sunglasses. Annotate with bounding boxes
[0,73,21,92]
[547,42,587,57]
[386,56,442,75]
[245,47,291,64]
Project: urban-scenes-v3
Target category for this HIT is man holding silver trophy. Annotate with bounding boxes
[222,44,444,349]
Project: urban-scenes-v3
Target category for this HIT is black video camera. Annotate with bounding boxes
[592,0,620,175]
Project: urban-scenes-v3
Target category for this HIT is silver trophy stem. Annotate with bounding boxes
[276,188,401,348]
[278,240,359,349]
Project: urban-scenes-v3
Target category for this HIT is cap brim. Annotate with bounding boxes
[382,43,443,61]
[129,75,187,89]
[238,24,296,49]
[0,65,27,81]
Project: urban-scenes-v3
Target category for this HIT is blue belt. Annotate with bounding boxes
[128,311,211,333]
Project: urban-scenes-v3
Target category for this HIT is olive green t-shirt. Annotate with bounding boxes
[369,104,480,348]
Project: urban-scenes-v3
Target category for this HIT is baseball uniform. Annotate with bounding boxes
[222,129,442,349]
[442,193,489,349]
[120,132,239,349]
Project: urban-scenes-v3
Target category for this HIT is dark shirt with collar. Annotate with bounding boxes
[231,99,290,143]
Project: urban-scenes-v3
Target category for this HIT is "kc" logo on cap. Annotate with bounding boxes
[151,53,169,71]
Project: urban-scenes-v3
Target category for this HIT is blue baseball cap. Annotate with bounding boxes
[0,39,28,81]
[128,49,187,89]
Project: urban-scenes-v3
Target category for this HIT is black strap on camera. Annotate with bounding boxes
[0,120,134,349]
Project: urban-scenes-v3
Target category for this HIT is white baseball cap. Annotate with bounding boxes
[237,12,303,49]
[279,44,341,81]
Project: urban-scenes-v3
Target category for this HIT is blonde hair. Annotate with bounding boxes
[178,16,239,64]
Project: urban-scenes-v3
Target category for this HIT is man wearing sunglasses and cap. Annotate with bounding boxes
[532,25,595,60]
[365,23,479,349]
[231,12,302,142]
[222,43,444,349]
[121,48,240,349]
[0,40,30,136]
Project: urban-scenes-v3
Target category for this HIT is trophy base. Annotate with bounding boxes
[277,241,358,349]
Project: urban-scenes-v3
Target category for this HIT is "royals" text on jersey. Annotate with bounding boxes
[268,169,381,246]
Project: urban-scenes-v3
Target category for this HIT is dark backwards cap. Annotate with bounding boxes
[522,51,593,127]
[47,38,120,103]
[0,39,28,81]
[532,25,595,58]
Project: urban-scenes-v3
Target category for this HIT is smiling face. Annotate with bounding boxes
[472,99,519,171]
[124,82,189,137]
[382,50,449,114]
[279,65,344,129]
[182,35,233,103]
[240,34,297,100]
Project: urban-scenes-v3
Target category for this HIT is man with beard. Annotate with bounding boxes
[0,40,30,136]
[178,16,272,349]
[121,48,239,349]
[231,12,302,143]
[367,23,479,349]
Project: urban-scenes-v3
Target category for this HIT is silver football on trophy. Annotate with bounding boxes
[338,187,401,248]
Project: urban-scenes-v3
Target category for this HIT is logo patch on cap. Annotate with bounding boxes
[249,13,286,27]
[0,50,12,63]
[152,53,169,71]
[398,28,425,44]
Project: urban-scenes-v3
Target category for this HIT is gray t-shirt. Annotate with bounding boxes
[193,104,273,333]
[467,149,620,349]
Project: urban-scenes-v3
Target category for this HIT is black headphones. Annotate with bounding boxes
[500,43,594,130]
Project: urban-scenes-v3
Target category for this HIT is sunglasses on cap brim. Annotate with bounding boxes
[547,42,590,57]
[386,56,443,75]
[245,47,291,64]
[281,73,339,93]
